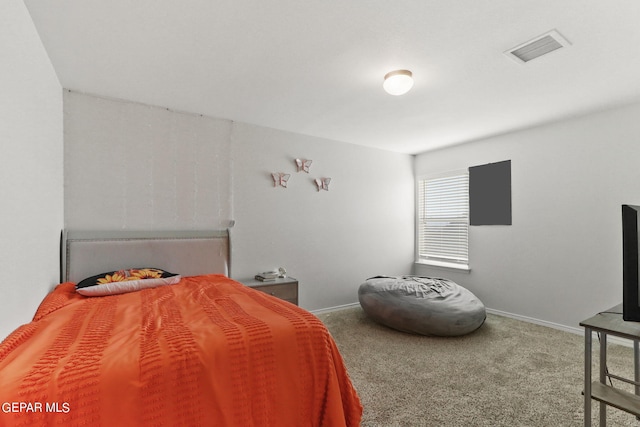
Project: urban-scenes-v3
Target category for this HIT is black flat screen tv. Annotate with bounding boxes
[623,204,640,321]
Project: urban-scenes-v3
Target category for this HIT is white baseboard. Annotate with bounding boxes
[310,303,635,348]
[485,307,583,335]
[486,307,634,348]
[310,302,360,315]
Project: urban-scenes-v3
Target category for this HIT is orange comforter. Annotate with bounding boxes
[0,275,362,426]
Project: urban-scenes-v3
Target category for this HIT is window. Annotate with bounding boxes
[416,171,469,269]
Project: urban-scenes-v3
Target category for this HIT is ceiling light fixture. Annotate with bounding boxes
[383,69,413,96]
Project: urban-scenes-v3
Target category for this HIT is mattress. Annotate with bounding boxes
[0,274,362,426]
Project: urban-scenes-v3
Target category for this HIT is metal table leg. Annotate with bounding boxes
[635,341,640,421]
[600,332,607,427]
[585,327,592,426]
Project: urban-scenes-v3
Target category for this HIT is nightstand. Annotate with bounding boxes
[240,277,298,305]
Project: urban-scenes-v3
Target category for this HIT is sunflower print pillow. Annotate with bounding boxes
[76,268,181,296]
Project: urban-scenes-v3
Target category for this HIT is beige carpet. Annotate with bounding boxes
[317,307,639,427]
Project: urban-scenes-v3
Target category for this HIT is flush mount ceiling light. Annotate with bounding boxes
[383,69,413,96]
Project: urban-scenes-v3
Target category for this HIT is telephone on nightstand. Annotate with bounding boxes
[254,267,287,282]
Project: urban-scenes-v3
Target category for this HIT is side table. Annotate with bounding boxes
[240,276,298,305]
[580,304,640,426]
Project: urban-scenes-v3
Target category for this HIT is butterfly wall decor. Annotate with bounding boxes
[314,177,331,191]
[295,158,312,173]
[272,172,291,188]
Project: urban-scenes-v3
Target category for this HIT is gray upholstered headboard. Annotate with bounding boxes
[61,229,231,283]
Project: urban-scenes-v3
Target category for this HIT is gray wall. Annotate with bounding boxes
[415,101,640,330]
[231,122,415,310]
[0,0,63,339]
[64,92,415,312]
[64,91,233,230]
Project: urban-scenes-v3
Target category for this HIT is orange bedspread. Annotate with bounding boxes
[0,275,362,426]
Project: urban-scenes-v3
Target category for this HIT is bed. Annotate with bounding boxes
[0,230,362,426]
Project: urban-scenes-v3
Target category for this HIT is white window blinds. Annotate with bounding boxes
[417,171,469,267]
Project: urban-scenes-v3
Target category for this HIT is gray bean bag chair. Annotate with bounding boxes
[358,276,486,336]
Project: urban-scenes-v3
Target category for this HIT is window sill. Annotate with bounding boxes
[415,259,471,272]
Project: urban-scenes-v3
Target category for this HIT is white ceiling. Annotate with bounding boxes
[24,0,640,154]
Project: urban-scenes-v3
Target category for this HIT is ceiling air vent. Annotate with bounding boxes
[505,30,570,63]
